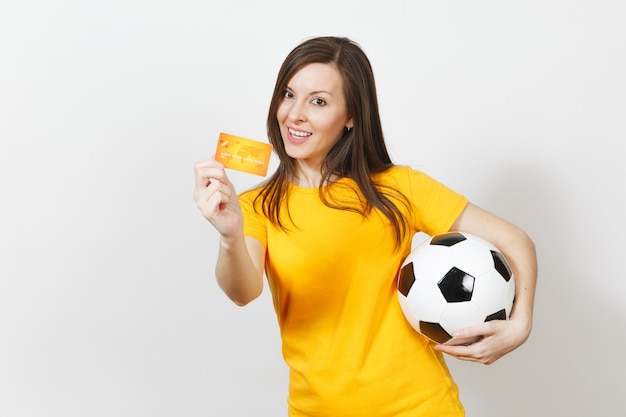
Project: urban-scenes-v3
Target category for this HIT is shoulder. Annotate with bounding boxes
[375,165,466,206]
[373,165,432,189]
[239,186,261,203]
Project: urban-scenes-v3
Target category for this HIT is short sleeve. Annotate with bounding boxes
[398,166,469,235]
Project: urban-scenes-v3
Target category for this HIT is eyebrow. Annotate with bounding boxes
[312,90,333,96]
[285,85,334,96]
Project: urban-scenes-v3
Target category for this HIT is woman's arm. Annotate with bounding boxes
[215,235,265,306]
[435,202,538,364]
[193,159,265,306]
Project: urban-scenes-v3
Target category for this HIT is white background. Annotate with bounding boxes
[1,1,624,416]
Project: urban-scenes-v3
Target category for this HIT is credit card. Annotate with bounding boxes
[215,132,273,176]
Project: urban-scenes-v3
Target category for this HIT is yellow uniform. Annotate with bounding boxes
[240,166,469,417]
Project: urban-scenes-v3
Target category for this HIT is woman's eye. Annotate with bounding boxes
[312,98,326,106]
[283,91,294,99]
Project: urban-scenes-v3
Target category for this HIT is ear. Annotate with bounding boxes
[346,116,354,130]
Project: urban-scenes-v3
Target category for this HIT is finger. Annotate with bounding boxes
[206,176,235,199]
[193,157,223,170]
[202,168,233,190]
[198,186,232,219]
[437,332,504,365]
[443,335,483,347]
[195,170,225,192]
[435,343,480,363]
[193,160,226,185]
[194,170,236,211]
[450,321,498,344]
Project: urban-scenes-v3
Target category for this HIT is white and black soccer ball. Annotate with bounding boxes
[397,232,515,344]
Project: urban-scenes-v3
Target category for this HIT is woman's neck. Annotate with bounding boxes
[291,163,340,188]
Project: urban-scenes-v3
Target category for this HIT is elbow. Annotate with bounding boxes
[230,291,261,307]
[215,261,265,306]
[507,225,536,254]
[231,293,258,307]
[221,282,263,307]
[519,228,537,257]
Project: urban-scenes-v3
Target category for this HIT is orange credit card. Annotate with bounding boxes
[215,132,273,176]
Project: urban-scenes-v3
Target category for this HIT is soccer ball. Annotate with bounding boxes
[397,232,515,345]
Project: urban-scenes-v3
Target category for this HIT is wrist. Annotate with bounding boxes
[509,311,533,342]
[219,233,244,251]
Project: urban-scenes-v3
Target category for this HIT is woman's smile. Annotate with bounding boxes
[287,127,313,143]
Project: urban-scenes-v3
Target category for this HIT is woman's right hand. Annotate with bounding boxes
[193,158,243,240]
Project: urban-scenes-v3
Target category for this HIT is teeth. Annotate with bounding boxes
[289,128,311,138]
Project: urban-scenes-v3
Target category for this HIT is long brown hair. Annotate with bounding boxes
[256,36,409,246]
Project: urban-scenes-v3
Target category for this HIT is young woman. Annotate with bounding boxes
[193,36,537,417]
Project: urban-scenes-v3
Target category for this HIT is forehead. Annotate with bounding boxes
[287,62,344,92]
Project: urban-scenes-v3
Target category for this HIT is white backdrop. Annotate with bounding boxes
[1,1,624,416]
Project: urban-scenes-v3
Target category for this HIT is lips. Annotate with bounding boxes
[287,127,312,143]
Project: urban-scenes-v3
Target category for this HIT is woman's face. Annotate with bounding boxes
[276,63,353,171]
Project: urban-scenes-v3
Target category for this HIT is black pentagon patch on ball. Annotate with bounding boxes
[438,267,475,302]
[485,309,507,321]
[430,232,467,247]
[419,321,453,344]
[491,250,512,282]
[398,262,415,297]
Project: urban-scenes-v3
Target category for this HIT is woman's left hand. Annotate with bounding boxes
[434,317,531,365]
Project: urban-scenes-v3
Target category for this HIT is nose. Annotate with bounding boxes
[287,99,307,123]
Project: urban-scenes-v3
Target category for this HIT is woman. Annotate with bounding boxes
[193,36,537,417]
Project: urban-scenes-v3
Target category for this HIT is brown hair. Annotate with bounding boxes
[256,36,409,246]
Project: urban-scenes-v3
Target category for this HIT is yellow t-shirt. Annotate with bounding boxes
[240,165,469,417]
